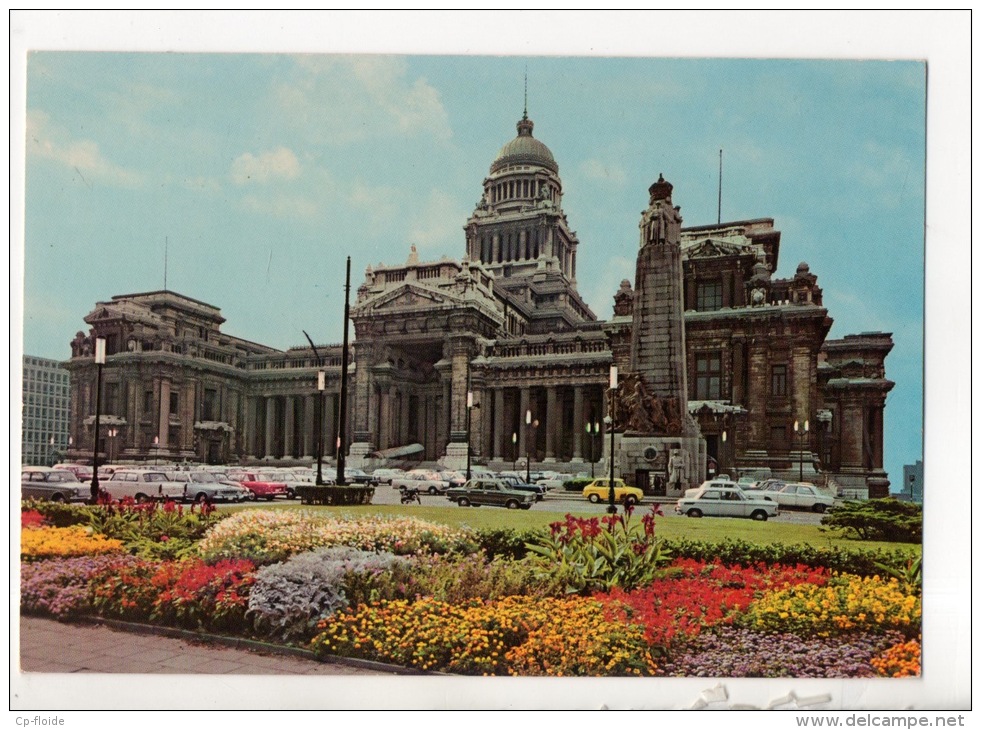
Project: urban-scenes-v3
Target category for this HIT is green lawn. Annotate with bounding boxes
[220,502,920,554]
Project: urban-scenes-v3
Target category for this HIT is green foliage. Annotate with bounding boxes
[662,537,917,578]
[21,500,92,528]
[85,499,227,559]
[342,552,564,606]
[523,509,668,595]
[873,555,922,595]
[820,499,922,543]
[475,527,548,560]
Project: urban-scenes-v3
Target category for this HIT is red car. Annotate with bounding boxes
[225,470,288,501]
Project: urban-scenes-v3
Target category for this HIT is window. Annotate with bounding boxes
[695,352,722,400]
[169,392,179,416]
[771,364,788,397]
[203,388,219,421]
[143,390,154,417]
[696,281,723,311]
[104,383,120,416]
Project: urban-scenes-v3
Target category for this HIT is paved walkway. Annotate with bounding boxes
[19,616,396,675]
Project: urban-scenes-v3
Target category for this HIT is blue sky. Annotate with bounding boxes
[20,50,926,491]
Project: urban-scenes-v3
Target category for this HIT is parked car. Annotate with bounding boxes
[21,466,86,503]
[438,470,467,488]
[391,470,450,495]
[225,470,288,501]
[344,468,380,486]
[256,470,307,499]
[761,482,835,513]
[371,468,405,485]
[685,479,768,499]
[166,471,252,504]
[102,469,188,502]
[498,475,547,501]
[445,479,536,510]
[53,463,93,481]
[581,478,644,506]
[675,484,779,521]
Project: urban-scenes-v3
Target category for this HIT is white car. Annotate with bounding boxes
[675,484,779,521]
[372,468,405,485]
[391,470,450,495]
[684,479,768,499]
[166,471,252,504]
[102,469,188,502]
[762,482,836,513]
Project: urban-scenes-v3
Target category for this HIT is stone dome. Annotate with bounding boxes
[490,116,558,174]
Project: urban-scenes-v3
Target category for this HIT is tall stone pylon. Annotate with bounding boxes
[630,174,689,418]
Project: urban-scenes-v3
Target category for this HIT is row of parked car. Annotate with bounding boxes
[674,477,838,521]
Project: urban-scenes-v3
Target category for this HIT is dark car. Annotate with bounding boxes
[21,466,85,503]
[498,475,546,501]
[445,479,536,510]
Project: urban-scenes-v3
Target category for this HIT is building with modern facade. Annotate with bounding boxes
[22,355,71,466]
[62,111,895,497]
[900,460,924,503]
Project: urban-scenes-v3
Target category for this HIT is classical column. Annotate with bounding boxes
[158,378,171,448]
[399,389,410,446]
[264,396,275,459]
[378,388,391,450]
[545,386,558,460]
[284,396,296,459]
[572,386,584,461]
[493,387,505,460]
[325,393,336,456]
[302,394,314,459]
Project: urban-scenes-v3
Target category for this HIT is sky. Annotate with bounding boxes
[9,10,972,713]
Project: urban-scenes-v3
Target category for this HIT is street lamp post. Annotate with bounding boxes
[465,389,478,481]
[303,330,327,486]
[511,432,518,472]
[585,421,600,478]
[152,436,159,466]
[721,430,727,477]
[524,410,538,484]
[794,419,809,482]
[90,337,106,503]
[107,428,118,464]
[606,366,618,514]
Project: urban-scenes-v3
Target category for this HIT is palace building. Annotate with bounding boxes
[63,111,894,497]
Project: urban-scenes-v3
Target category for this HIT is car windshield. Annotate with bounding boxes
[143,473,169,482]
[189,472,216,483]
[47,471,78,483]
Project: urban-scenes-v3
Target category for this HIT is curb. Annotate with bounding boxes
[74,616,431,675]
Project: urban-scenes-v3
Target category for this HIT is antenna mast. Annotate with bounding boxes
[164,237,168,291]
[717,149,723,225]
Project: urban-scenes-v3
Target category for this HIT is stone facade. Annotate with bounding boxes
[62,113,894,495]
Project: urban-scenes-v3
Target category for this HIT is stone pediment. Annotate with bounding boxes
[368,284,457,312]
[684,238,750,259]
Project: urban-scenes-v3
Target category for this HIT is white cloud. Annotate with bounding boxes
[276,56,452,145]
[230,147,301,185]
[407,190,469,252]
[580,254,634,321]
[26,109,143,188]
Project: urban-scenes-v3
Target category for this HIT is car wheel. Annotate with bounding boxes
[286,489,296,500]
[687,508,703,518]
[751,510,768,521]
[195,493,209,504]
[458,497,471,507]
[587,493,600,504]
[429,486,438,495]
[812,503,827,513]
[50,493,65,503]
[505,499,520,510]
[135,494,150,504]
[624,495,638,507]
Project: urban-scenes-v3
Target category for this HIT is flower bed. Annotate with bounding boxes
[20,504,922,678]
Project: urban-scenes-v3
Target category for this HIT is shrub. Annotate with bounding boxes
[871,637,921,677]
[523,507,668,594]
[296,485,375,505]
[311,595,658,676]
[90,558,162,621]
[660,627,907,678]
[821,499,922,543]
[21,526,125,561]
[152,558,256,632]
[343,552,564,606]
[21,554,141,618]
[739,574,921,638]
[21,510,47,529]
[21,499,92,528]
[197,510,479,564]
[662,537,917,579]
[474,527,548,561]
[248,547,405,643]
[86,498,226,558]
